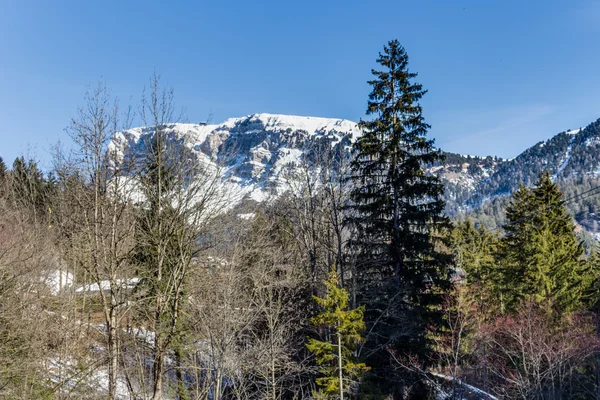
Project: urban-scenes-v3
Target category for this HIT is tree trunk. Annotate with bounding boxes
[338,331,344,400]
[394,381,404,400]
[214,370,222,400]
[271,357,276,400]
[152,354,163,400]
[175,346,189,400]
[152,313,164,400]
[107,305,118,399]
[596,355,600,399]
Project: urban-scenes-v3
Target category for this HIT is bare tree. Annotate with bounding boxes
[131,74,225,399]
[281,141,352,289]
[54,81,136,399]
[242,214,311,399]
[481,301,600,399]
[0,169,59,397]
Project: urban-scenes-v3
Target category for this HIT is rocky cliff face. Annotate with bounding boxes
[437,120,600,216]
[110,113,600,234]
[110,113,360,202]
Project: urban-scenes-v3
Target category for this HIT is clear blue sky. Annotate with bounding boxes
[2,0,600,167]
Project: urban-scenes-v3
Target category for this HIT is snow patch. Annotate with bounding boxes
[75,278,140,293]
[42,269,74,295]
[554,134,576,180]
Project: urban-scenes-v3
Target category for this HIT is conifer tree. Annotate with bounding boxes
[131,76,223,399]
[452,219,500,315]
[583,243,600,311]
[346,39,452,394]
[0,156,6,185]
[307,268,369,399]
[11,156,49,220]
[499,171,592,312]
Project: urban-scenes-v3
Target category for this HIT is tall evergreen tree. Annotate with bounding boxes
[499,171,592,313]
[346,40,452,397]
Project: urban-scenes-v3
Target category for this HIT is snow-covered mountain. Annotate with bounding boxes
[110,113,361,203]
[437,120,600,213]
[110,113,600,233]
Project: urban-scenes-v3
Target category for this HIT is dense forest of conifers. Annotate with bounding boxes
[1,40,600,400]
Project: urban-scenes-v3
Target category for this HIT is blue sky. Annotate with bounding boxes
[2,0,600,167]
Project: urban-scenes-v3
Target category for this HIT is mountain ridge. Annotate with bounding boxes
[110,113,600,234]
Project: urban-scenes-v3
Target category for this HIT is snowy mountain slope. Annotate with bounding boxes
[110,113,361,204]
[110,113,600,233]
[440,119,600,213]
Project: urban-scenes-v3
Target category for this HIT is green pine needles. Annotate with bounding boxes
[307,268,369,399]
[346,39,452,393]
[499,171,594,313]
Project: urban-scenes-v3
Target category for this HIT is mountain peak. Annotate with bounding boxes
[111,113,362,205]
[218,113,361,137]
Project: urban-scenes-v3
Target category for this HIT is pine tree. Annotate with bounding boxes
[307,268,369,399]
[499,171,591,312]
[11,156,49,220]
[346,39,452,395]
[452,219,500,315]
[584,244,600,311]
[132,127,191,399]
[0,156,6,185]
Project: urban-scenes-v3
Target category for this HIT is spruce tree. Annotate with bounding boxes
[452,219,500,315]
[346,39,452,395]
[11,156,49,219]
[0,156,6,185]
[499,171,591,312]
[586,244,600,312]
[307,268,369,399]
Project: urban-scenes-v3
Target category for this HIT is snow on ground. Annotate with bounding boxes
[48,355,135,400]
[42,269,74,295]
[90,368,130,400]
[430,372,498,400]
[585,136,600,147]
[272,147,303,174]
[554,134,576,180]
[249,188,272,202]
[75,278,140,293]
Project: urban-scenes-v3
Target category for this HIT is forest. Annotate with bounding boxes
[1,39,600,400]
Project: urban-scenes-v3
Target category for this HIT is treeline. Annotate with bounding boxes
[449,172,600,399]
[463,174,600,243]
[0,40,600,400]
[443,118,600,214]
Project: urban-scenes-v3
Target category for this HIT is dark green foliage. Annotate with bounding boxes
[133,130,192,314]
[498,172,593,313]
[585,245,600,312]
[346,39,452,394]
[0,156,6,185]
[452,219,501,314]
[131,127,199,396]
[459,175,600,243]
[11,156,53,219]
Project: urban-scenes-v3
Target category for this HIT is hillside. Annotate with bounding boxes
[110,113,359,204]
[435,119,600,235]
[110,114,600,235]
